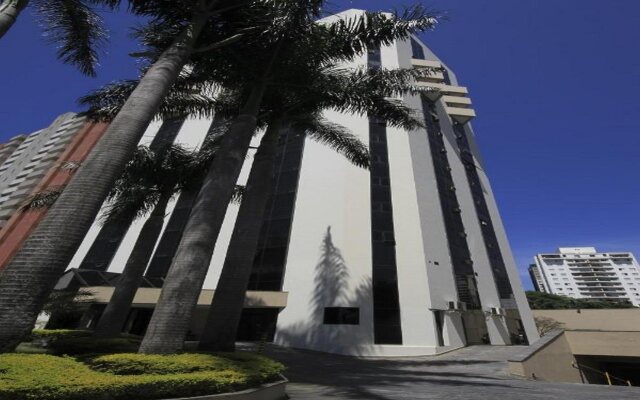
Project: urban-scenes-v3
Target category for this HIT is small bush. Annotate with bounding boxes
[49,337,140,355]
[0,353,285,400]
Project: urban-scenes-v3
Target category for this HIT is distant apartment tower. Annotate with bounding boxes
[0,113,109,270]
[529,247,640,306]
[0,135,27,166]
[0,113,85,227]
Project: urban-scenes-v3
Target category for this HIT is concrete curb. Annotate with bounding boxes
[162,375,288,400]
[507,329,564,362]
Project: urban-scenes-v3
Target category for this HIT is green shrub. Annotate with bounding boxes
[31,329,91,342]
[0,353,285,400]
[91,352,284,382]
[49,337,140,355]
[91,353,231,375]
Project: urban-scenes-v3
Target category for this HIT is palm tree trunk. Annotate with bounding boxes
[198,120,282,352]
[138,83,267,354]
[92,193,171,339]
[0,0,29,39]
[0,14,208,353]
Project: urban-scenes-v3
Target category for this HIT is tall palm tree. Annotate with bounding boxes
[80,39,439,353]
[197,114,369,351]
[138,5,440,354]
[92,144,196,338]
[0,0,262,352]
[0,0,114,75]
[197,62,438,351]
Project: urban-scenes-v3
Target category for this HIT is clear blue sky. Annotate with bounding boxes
[1,1,639,289]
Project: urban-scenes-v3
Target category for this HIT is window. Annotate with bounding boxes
[410,37,425,59]
[323,307,359,325]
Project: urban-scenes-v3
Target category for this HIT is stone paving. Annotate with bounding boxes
[258,344,640,399]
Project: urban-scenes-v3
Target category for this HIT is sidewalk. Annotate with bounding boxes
[255,344,640,399]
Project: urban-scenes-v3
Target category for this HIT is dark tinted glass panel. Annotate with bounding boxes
[453,124,514,299]
[410,37,426,60]
[78,224,129,271]
[248,126,305,291]
[421,99,481,309]
[79,270,108,286]
[367,47,403,345]
[236,309,279,341]
[80,118,184,272]
[324,307,360,325]
[145,190,198,278]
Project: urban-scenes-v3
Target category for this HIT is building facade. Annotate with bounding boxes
[0,113,87,228]
[64,9,538,356]
[0,113,109,271]
[530,247,640,306]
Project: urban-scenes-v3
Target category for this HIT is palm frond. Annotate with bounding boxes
[320,6,439,62]
[367,98,425,130]
[291,116,370,169]
[192,120,231,169]
[34,0,109,76]
[101,185,161,224]
[58,161,82,171]
[79,69,221,121]
[79,79,137,121]
[231,185,245,204]
[101,144,199,224]
[21,186,65,212]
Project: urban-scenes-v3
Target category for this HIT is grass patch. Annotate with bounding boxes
[0,352,285,400]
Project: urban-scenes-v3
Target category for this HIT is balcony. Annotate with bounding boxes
[444,106,476,124]
[411,58,442,69]
[417,82,469,97]
[411,59,446,84]
[414,75,476,123]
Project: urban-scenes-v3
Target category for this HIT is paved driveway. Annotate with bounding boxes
[259,345,639,399]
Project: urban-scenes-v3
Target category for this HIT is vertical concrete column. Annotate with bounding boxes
[443,312,466,347]
[486,315,512,345]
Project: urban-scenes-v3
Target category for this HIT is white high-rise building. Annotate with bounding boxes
[63,9,539,356]
[530,247,640,306]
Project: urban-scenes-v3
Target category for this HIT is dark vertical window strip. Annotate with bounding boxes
[247,125,305,291]
[421,99,482,309]
[453,123,514,299]
[144,118,228,281]
[410,37,426,60]
[368,46,403,344]
[143,191,198,282]
[78,118,185,271]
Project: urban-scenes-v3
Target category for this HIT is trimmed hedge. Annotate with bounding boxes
[28,330,142,355]
[48,337,141,355]
[31,329,92,341]
[91,353,284,381]
[0,353,285,400]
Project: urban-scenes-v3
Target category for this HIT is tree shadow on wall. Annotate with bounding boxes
[276,226,374,355]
